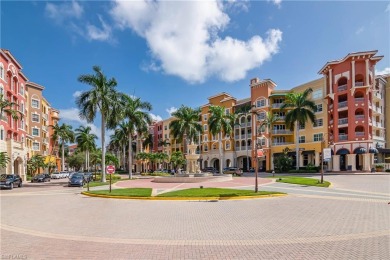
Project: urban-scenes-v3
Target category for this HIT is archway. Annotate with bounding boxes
[226,159,231,168]
[237,156,251,172]
[211,158,220,171]
[353,147,366,171]
[336,148,350,171]
[13,157,23,176]
[203,161,208,169]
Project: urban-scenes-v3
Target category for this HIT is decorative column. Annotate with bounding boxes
[333,155,340,171]
[351,60,355,88]
[315,152,320,167]
[329,69,333,94]
[346,154,356,171]
[362,153,371,171]
[365,59,369,86]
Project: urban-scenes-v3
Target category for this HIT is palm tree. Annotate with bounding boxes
[90,149,102,180]
[109,127,127,170]
[27,154,46,176]
[170,151,186,176]
[170,105,203,157]
[75,126,97,172]
[136,152,150,173]
[208,105,233,173]
[51,123,75,172]
[76,66,124,182]
[120,95,152,179]
[281,88,316,170]
[0,152,10,170]
[0,94,23,121]
[235,104,252,171]
[259,112,279,174]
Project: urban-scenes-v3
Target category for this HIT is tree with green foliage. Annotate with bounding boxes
[0,152,10,170]
[258,112,280,171]
[281,88,316,170]
[0,94,23,121]
[170,105,203,158]
[273,147,293,173]
[51,123,75,172]
[68,153,85,171]
[27,154,46,176]
[75,126,97,171]
[136,152,150,173]
[76,66,125,182]
[170,151,186,176]
[208,105,233,173]
[105,153,119,167]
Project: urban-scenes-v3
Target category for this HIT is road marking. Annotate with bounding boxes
[1,223,388,246]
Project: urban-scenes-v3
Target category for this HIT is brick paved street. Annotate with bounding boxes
[1,175,389,259]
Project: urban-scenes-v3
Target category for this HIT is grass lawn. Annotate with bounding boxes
[275,176,330,187]
[87,188,152,197]
[158,188,284,197]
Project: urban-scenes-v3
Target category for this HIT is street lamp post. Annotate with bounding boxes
[320,133,330,184]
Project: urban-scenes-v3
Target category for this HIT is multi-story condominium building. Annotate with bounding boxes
[0,49,28,179]
[0,49,60,178]
[319,51,384,171]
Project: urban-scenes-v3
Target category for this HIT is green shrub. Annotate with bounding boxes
[385,169,390,172]
[288,169,317,174]
[375,164,384,169]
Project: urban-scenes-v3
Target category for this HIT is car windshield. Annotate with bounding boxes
[72,175,83,179]
[36,175,44,178]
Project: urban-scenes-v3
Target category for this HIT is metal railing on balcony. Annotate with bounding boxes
[272,103,283,108]
[338,84,347,91]
[276,116,285,121]
[373,135,385,140]
[355,115,364,120]
[338,101,348,108]
[339,134,348,141]
[43,138,49,144]
[374,92,382,99]
[247,122,252,127]
[272,142,294,146]
[355,132,365,136]
[42,114,48,121]
[355,98,364,102]
[355,82,364,87]
[42,125,48,132]
[338,118,348,125]
[235,135,240,139]
[272,130,292,135]
[329,119,333,125]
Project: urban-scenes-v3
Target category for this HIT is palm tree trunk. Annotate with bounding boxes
[296,121,299,170]
[85,152,87,171]
[101,114,106,182]
[122,145,126,171]
[219,132,223,174]
[61,141,65,171]
[245,116,249,171]
[129,134,133,179]
[87,150,90,171]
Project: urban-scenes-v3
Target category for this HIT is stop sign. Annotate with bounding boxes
[106,165,115,174]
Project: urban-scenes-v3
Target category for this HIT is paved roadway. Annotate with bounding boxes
[0,175,389,259]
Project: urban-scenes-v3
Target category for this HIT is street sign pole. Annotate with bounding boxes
[109,174,112,193]
[106,165,115,193]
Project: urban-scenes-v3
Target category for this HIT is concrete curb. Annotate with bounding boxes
[81,191,287,201]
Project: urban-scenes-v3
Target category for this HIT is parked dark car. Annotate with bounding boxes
[203,167,217,173]
[32,174,51,183]
[223,167,243,176]
[0,174,23,189]
[68,174,85,187]
[83,172,93,182]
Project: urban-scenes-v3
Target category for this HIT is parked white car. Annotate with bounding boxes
[51,172,60,179]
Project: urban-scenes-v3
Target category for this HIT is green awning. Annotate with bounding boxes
[269,93,287,97]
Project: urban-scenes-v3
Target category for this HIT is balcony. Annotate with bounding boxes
[272,130,293,135]
[338,84,347,92]
[355,132,365,136]
[373,106,382,114]
[247,122,252,127]
[338,118,348,125]
[43,138,49,144]
[329,104,333,109]
[272,103,283,109]
[372,121,383,128]
[355,82,364,87]
[329,119,333,125]
[373,135,385,141]
[276,116,285,121]
[374,92,382,99]
[42,125,48,132]
[355,98,364,103]
[338,101,348,109]
[42,113,48,121]
[339,134,348,141]
[355,115,364,120]
[272,142,294,146]
[235,135,240,139]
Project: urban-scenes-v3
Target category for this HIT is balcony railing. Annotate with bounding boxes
[42,114,48,121]
[338,101,348,108]
[355,98,364,102]
[329,119,333,125]
[247,122,251,127]
[272,103,283,108]
[355,115,364,120]
[355,132,365,136]
[374,92,382,99]
[272,130,292,135]
[339,134,348,141]
[355,82,364,87]
[272,142,294,146]
[329,104,333,109]
[338,118,348,125]
[338,84,347,91]
[235,135,240,139]
[276,116,285,121]
[43,138,49,144]
[373,135,385,140]
[373,106,382,114]
[42,125,48,132]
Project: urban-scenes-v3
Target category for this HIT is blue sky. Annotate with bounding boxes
[2,0,389,146]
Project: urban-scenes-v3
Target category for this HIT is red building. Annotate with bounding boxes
[319,50,384,171]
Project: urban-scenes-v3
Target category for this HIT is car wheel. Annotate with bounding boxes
[10,183,13,190]
[18,182,22,187]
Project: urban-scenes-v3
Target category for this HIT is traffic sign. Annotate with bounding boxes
[323,148,332,160]
[106,165,115,174]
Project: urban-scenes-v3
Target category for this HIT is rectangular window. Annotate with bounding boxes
[164,125,167,130]
[32,99,39,108]
[256,99,266,107]
[225,142,231,150]
[314,119,323,127]
[260,138,266,146]
[203,124,208,131]
[204,135,208,142]
[32,113,39,122]
[203,114,208,121]
[299,122,305,130]
[313,89,323,99]
[33,142,40,151]
[32,128,39,136]
[225,108,230,115]
[164,134,167,139]
[299,136,305,143]
[314,104,323,113]
[257,112,266,121]
[204,145,208,151]
[314,133,323,142]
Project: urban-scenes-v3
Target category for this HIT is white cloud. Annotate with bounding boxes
[86,15,113,42]
[355,26,364,35]
[386,3,390,12]
[166,107,177,116]
[149,113,163,122]
[376,67,390,75]
[72,91,82,99]
[110,0,282,83]
[268,0,282,8]
[45,0,83,23]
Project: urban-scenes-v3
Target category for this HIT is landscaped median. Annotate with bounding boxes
[272,176,331,187]
[81,188,286,200]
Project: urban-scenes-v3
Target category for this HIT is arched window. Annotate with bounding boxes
[235,141,240,150]
[20,84,24,95]
[0,83,4,97]
[225,140,231,150]
[256,98,267,108]
[355,74,364,86]
[0,126,4,140]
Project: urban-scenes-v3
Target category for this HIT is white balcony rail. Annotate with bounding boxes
[355,98,364,102]
[339,134,348,141]
[355,82,364,87]
[329,119,333,124]
[272,142,294,146]
[272,130,292,135]
[338,101,348,108]
[355,115,364,120]
[42,125,48,132]
[272,103,283,108]
[338,118,348,125]
[355,132,365,136]
[42,113,48,120]
[338,84,347,91]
